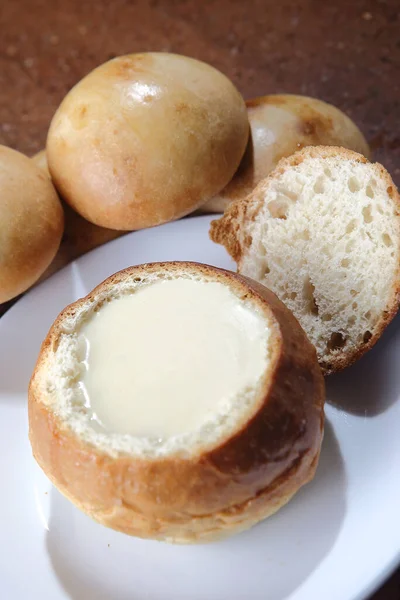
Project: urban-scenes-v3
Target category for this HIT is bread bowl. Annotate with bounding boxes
[201,94,370,213]
[210,146,400,374]
[0,145,64,303]
[46,53,249,230]
[29,261,324,543]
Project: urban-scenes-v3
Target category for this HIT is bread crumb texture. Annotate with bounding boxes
[211,147,400,373]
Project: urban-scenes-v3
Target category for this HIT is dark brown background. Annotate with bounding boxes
[0,1,399,598]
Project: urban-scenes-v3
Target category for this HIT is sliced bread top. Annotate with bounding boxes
[210,146,400,374]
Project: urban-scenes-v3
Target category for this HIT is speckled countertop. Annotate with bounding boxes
[0,1,399,597]
[1,0,399,181]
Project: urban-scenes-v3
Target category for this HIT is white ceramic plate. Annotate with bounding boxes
[1,215,399,600]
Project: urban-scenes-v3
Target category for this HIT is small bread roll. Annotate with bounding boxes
[47,53,249,230]
[29,262,324,543]
[0,146,64,303]
[210,146,400,374]
[32,150,125,279]
[202,94,370,213]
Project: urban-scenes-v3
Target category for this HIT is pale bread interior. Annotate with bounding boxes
[37,268,273,459]
[237,152,399,368]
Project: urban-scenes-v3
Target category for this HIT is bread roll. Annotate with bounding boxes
[201,94,370,214]
[210,146,400,374]
[46,53,249,230]
[0,145,64,303]
[32,150,125,279]
[29,262,324,543]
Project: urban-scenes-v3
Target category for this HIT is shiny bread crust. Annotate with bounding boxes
[29,262,324,543]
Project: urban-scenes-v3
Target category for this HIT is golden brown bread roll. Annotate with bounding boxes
[29,262,324,543]
[0,145,64,303]
[201,94,370,213]
[46,53,249,230]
